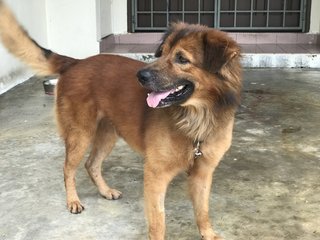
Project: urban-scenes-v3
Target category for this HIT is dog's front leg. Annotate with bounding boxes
[144,161,179,240]
[188,159,222,240]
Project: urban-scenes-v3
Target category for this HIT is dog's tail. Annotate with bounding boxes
[0,1,78,75]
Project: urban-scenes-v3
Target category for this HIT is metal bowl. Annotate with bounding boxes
[43,78,58,95]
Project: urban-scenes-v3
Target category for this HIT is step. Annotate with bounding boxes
[101,32,320,68]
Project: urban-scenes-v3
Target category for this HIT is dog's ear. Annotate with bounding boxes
[155,22,185,57]
[155,26,175,57]
[154,34,168,57]
[202,31,240,73]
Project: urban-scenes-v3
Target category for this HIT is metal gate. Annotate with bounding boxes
[131,0,307,32]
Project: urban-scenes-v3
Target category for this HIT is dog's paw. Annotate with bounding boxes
[201,235,223,240]
[67,200,84,214]
[201,230,223,240]
[101,188,122,200]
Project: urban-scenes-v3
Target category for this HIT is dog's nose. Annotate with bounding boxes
[137,69,153,85]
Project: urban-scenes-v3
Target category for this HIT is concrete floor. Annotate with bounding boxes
[0,69,319,240]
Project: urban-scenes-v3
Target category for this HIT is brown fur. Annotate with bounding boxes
[0,2,242,239]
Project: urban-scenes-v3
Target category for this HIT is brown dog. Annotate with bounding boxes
[0,2,242,239]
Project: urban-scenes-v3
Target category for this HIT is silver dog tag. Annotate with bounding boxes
[193,141,203,159]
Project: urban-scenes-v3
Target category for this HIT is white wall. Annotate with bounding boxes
[0,0,101,94]
[46,0,99,58]
[0,0,47,94]
[309,0,320,33]
[97,0,112,39]
[110,0,127,34]
[97,0,127,39]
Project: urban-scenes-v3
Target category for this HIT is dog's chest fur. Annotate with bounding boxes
[172,106,216,142]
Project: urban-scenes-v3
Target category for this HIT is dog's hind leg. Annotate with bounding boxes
[85,118,122,200]
[63,129,91,214]
[56,97,97,214]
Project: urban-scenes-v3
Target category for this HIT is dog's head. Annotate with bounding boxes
[137,22,242,109]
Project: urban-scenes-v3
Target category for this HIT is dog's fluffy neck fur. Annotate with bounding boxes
[171,104,233,142]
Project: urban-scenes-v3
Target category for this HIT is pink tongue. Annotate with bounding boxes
[147,90,172,108]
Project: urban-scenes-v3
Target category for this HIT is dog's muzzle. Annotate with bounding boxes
[136,68,194,108]
[136,69,154,86]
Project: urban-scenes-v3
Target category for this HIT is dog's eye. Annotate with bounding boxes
[176,53,190,65]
